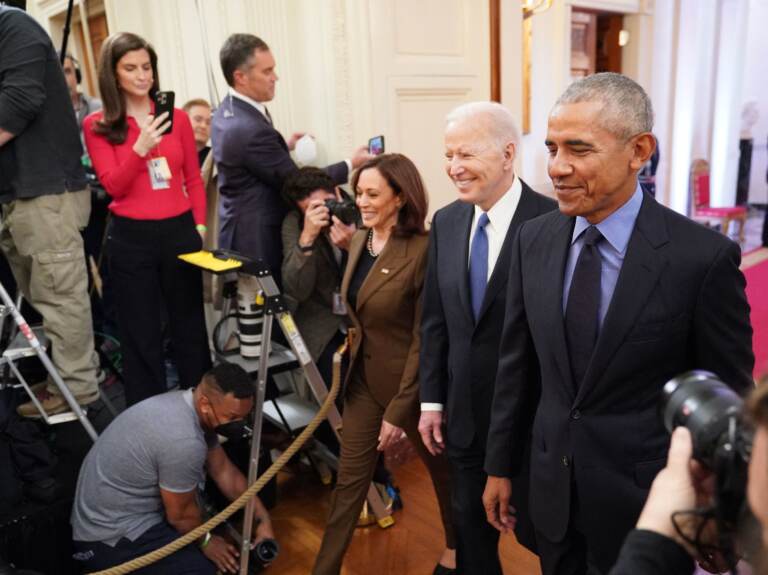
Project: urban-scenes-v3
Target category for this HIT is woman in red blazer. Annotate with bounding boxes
[84,33,210,405]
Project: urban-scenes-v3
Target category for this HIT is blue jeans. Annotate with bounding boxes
[73,521,215,574]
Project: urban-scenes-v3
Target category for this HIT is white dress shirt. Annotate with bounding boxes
[422,177,522,413]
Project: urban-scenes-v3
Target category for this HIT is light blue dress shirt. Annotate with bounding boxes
[562,185,644,328]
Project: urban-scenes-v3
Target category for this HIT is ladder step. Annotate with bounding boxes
[263,393,317,431]
[2,326,48,361]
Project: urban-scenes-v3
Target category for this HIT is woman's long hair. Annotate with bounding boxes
[350,153,428,237]
[93,32,159,144]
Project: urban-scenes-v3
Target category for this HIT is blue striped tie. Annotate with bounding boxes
[469,213,490,320]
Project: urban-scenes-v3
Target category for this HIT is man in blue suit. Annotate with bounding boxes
[418,102,556,574]
[212,34,369,282]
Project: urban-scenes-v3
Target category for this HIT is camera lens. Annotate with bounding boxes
[661,370,744,466]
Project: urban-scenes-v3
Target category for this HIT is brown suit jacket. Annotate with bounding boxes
[341,230,428,428]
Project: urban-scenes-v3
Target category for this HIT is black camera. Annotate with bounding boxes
[248,538,279,573]
[324,198,360,226]
[662,370,760,566]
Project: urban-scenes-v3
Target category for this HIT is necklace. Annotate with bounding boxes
[366,229,380,257]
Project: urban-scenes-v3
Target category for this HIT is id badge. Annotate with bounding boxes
[332,290,347,315]
[148,157,172,190]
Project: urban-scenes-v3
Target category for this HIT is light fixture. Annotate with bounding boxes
[619,29,630,47]
[522,0,554,19]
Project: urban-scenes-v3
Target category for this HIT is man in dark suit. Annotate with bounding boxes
[482,73,755,575]
[212,33,369,280]
[418,101,556,574]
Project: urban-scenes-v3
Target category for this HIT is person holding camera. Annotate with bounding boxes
[71,364,274,574]
[83,32,211,405]
[610,380,768,575]
[312,154,456,574]
[281,167,356,380]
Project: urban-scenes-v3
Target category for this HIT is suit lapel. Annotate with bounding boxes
[452,204,475,325]
[542,213,577,396]
[575,194,669,405]
[477,182,539,321]
[355,234,409,311]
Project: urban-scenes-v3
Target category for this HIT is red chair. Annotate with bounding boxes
[690,159,747,243]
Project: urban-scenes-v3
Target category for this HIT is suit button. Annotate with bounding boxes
[364,353,371,360]
[561,455,570,467]
[571,409,581,420]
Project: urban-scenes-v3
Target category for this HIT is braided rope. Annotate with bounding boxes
[88,343,345,574]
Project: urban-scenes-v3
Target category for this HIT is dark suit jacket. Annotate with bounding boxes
[485,191,754,553]
[281,211,345,361]
[419,181,556,450]
[342,230,428,428]
[211,95,348,274]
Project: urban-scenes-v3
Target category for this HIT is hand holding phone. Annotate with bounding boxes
[152,91,175,134]
[368,135,385,156]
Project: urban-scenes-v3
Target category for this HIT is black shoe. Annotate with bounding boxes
[433,564,457,575]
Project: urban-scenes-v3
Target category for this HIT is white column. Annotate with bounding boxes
[709,0,749,207]
[667,0,719,215]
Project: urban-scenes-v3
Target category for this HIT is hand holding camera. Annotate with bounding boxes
[299,199,331,248]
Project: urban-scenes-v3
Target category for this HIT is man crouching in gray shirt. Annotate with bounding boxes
[71,363,274,574]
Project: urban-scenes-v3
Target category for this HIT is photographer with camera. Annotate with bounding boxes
[71,363,274,574]
[281,167,356,381]
[611,376,768,575]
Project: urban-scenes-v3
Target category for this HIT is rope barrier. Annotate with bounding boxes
[88,341,346,574]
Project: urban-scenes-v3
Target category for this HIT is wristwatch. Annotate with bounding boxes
[199,532,212,549]
[298,242,314,253]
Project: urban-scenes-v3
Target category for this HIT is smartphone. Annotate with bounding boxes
[153,90,175,134]
[368,135,385,156]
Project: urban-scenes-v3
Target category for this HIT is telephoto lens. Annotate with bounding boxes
[661,370,760,566]
[661,370,746,467]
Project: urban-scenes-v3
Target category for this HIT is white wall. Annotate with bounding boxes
[741,0,768,204]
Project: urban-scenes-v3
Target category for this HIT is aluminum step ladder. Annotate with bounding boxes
[0,281,98,441]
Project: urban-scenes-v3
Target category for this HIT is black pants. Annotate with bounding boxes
[536,484,613,575]
[447,439,503,575]
[108,212,211,405]
[73,521,215,574]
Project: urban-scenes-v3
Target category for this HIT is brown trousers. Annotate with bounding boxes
[312,372,455,575]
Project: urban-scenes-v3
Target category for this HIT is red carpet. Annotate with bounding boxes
[744,248,768,380]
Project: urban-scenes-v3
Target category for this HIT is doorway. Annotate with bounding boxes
[571,9,624,79]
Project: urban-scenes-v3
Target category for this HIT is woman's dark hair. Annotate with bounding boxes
[93,32,159,144]
[282,167,335,209]
[350,153,428,237]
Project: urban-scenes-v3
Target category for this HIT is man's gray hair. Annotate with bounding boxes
[446,101,520,150]
[555,72,654,139]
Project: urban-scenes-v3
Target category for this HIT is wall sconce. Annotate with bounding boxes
[619,29,630,47]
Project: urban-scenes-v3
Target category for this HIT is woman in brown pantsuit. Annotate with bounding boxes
[312,154,456,575]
